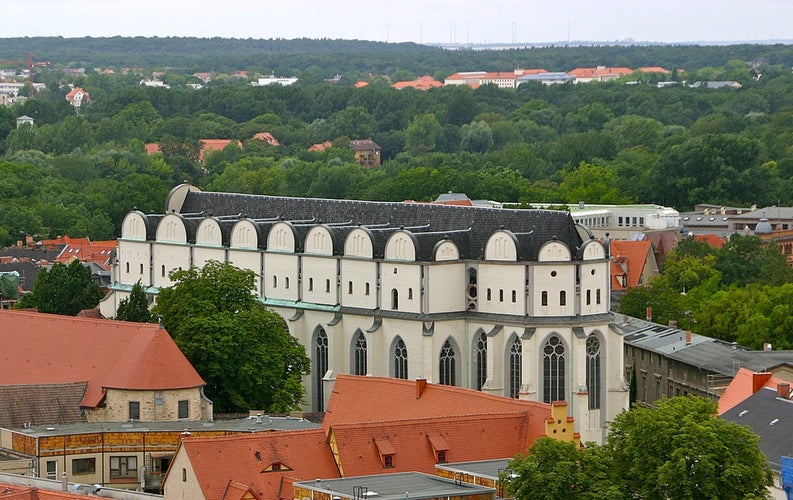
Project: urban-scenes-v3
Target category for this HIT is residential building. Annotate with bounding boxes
[444,69,548,89]
[253,131,280,146]
[392,75,443,90]
[516,72,574,86]
[608,239,660,310]
[349,138,381,166]
[251,75,298,86]
[568,66,633,83]
[65,87,90,108]
[308,140,333,152]
[198,139,242,162]
[103,183,628,443]
[16,115,34,127]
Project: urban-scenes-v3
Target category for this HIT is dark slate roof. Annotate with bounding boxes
[161,185,583,262]
[0,244,65,262]
[0,383,88,428]
[721,386,793,472]
[0,262,41,291]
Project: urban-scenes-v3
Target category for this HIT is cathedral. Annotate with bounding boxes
[102,183,628,443]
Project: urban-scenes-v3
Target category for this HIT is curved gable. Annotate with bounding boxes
[267,222,296,252]
[581,240,606,260]
[121,211,149,241]
[538,240,571,262]
[304,226,334,256]
[384,231,417,261]
[434,240,460,261]
[195,218,223,247]
[156,214,188,244]
[484,231,518,261]
[344,228,374,258]
[230,219,261,249]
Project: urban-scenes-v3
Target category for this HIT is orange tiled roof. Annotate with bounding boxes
[568,67,633,78]
[354,81,369,88]
[253,132,280,146]
[609,239,653,291]
[308,141,333,152]
[174,429,339,500]
[199,139,242,161]
[329,412,545,477]
[0,310,205,408]
[718,367,787,415]
[638,66,670,73]
[145,143,162,154]
[65,86,90,102]
[392,75,443,90]
[693,233,727,249]
[55,239,117,267]
[0,482,94,499]
[324,374,550,431]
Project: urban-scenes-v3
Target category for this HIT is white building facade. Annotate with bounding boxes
[102,184,628,443]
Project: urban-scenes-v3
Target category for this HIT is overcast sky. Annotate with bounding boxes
[7,0,792,45]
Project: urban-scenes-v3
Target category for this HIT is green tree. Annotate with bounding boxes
[501,438,620,500]
[115,281,152,322]
[15,260,104,315]
[152,261,310,413]
[606,396,772,500]
[404,113,441,155]
[460,120,493,153]
[715,234,793,287]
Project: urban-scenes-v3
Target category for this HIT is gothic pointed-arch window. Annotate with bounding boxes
[353,331,367,376]
[509,338,522,398]
[314,329,328,411]
[439,340,456,386]
[475,331,487,391]
[586,335,601,410]
[393,337,408,379]
[391,289,399,310]
[542,335,565,403]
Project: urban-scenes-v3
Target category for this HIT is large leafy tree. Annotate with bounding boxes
[15,259,104,315]
[502,397,772,500]
[115,281,152,322]
[606,396,772,500]
[152,261,310,413]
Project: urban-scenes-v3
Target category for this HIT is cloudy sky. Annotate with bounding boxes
[7,0,792,44]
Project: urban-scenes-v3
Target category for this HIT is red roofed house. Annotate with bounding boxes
[65,87,90,108]
[568,66,634,83]
[0,310,210,425]
[444,69,547,89]
[199,139,242,162]
[253,132,280,146]
[0,310,213,491]
[163,375,576,499]
[349,139,381,167]
[307,140,332,152]
[718,367,792,415]
[392,75,443,90]
[609,239,660,292]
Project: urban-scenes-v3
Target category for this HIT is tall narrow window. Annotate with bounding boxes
[365,282,370,295]
[161,265,166,277]
[391,289,399,309]
[309,278,314,291]
[509,338,522,398]
[511,290,517,303]
[354,331,367,376]
[475,331,487,391]
[487,288,492,301]
[439,340,456,386]
[393,338,408,379]
[586,336,601,410]
[541,291,548,306]
[129,401,140,420]
[408,288,413,300]
[348,281,353,294]
[596,289,601,305]
[285,277,290,289]
[499,289,504,302]
[140,263,144,274]
[126,262,130,273]
[560,290,566,306]
[586,289,591,305]
[542,335,565,403]
[325,279,330,292]
[178,400,189,419]
[273,276,277,288]
[314,329,328,412]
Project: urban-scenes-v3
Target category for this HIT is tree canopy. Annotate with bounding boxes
[151,261,310,413]
[115,281,152,322]
[501,396,773,500]
[14,260,104,315]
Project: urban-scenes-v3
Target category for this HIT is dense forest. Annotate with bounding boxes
[1,38,793,249]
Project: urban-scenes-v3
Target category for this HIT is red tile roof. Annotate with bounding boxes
[145,143,162,155]
[329,412,544,477]
[173,429,339,500]
[0,482,92,499]
[392,75,443,90]
[609,240,654,291]
[54,239,117,268]
[718,368,788,415]
[0,310,204,408]
[308,141,333,152]
[637,66,670,73]
[693,233,727,249]
[199,139,242,161]
[253,132,280,146]
[568,67,633,79]
[324,374,550,431]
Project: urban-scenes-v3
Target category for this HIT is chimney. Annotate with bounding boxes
[778,383,790,399]
[646,306,652,322]
[685,330,692,345]
[416,377,427,399]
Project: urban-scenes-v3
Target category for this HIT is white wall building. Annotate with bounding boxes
[102,184,628,443]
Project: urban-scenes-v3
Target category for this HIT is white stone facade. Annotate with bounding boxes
[102,184,628,443]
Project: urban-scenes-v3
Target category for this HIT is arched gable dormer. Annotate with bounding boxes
[121,211,149,241]
[267,222,296,253]
[581,240,606,261]
[384,231,417,261]
[538,240,572,262]
[230,219,261,249]
[433,240,460,261]
[304,226,334,256]
[155,213,188,244]
[484,230,518,261]
[195,218,223,247]
[344,228,374,259]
